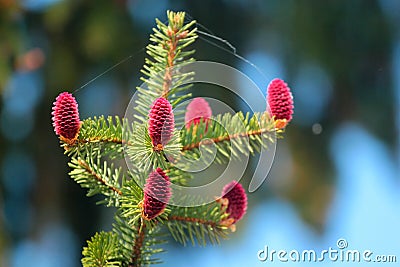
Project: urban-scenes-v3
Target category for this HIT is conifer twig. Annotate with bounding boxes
[162,15,189,98]
[167,215,218,228]
[130,221,146,267]
[52,10,295,267]
[77,137,124,145]
[182,127,275,151]
[77,159,123,196]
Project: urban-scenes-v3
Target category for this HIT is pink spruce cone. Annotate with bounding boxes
[221,180,247,223]
[142,168,171,220]
[185,97,212,129]
[52,92,81,141]
[267,78,294,128]
[148,97,175,150]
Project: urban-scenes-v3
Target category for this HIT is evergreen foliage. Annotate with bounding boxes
[53,10,293,267]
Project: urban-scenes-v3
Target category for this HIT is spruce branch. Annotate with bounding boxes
[164,166,193,186]
[68,156,123,206]
[119,179,144,226]
[159,11,193,98]
[75,158,123,195]
[134,11,197,123]
[130,221,146,267]
[167,215,219,229]
[51,10,295,267]
[82,231,122,267]
[113,215,165,267]
[165,201,230,246]
[180,112,278,163]
[64,116,126,160]
[125,123,181,171]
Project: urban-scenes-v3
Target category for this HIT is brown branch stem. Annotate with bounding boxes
[161,44,176,97]
[77,137,124,145]
[182,127,274,151]
[130,222,146,267]
[77,159,123,196]
[161,28,188,98]
[64,137,133,151]
[168,215,218,228]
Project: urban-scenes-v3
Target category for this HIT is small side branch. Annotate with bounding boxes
[182,128,274,151]
[64,137,133,152]
[77,159,123,196]
[78,137,124,145]
[168,215,217,228]
[162,19,189,98]
[130,221,146,267]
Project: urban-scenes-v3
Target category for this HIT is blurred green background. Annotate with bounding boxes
[0,0,399,266]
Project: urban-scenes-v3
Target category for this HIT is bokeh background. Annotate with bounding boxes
[1,0,399,266]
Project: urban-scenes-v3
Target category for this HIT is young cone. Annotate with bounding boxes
[141,168,171,220]
[221,180,247,223]
[52,92,81,143]
[267,78,294,128]
[148,97,175,150]
[185,97,212,129]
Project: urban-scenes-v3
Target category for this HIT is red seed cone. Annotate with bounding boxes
[267,78,294,128]
[185,97,212,129]
[52,92,81,142]
[221,180,247,223]
[142,168,171,220]
[148,97,175,150]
